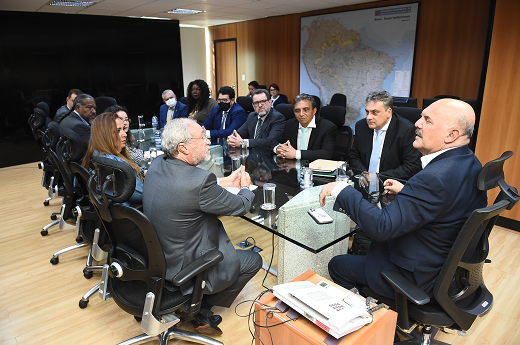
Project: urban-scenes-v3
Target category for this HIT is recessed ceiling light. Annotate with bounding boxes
[48,0,95,7]
[167,8,204,15]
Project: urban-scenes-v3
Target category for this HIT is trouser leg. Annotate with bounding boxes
[328,254,368,291]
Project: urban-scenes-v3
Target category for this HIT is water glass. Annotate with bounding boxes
[231,156,241,171]
[261,183,276,210]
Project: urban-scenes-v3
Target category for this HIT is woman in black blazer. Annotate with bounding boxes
[269,83,288,108]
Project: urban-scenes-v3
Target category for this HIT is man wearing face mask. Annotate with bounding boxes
[227,89,286,149]
[159,89,188,129]
[202,86,247,145]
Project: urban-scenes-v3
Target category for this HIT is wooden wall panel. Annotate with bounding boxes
[209,0,490,106]
[475,0,520,222]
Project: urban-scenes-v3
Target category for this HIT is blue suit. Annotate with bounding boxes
[159,102,187,129]
[202,103,247,145]
[331,146,487,298]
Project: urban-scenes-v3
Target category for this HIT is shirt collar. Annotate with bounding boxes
[74,110,90,126]
[257,108,271,120]
[420,147,457,168]
[299,115,317,130]
[377,116,392,132]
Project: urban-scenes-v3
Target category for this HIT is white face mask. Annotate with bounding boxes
[166,98,177,108]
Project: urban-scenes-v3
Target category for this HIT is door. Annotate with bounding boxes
[214,39,238,96]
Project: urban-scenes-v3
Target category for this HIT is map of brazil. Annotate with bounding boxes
[300,4,419,124]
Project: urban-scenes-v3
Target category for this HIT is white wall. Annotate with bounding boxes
[180,27,207,94]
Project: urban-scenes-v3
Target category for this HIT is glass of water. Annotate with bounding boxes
[261,183,276,210]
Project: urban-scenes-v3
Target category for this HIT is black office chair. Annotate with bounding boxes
[434,95,461,100]
[361,151,519,345]
[393,97,418,108]
[423,96,461,109]
[332,127,353,162]
[320,105,347,131]
[95,96,117,113]
[258,84,267,90]
[310,95,321,113]
[395,107,422,124]
[90,156,224,345]
[275,103,294,121]
[178,96,188,105]
[235,96,254,114]
[330,93,347,108]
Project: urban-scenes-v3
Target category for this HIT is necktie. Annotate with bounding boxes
[368,130,382,172]
[219,111,228,145]
[300,127,309,150]
[254,117,264,138]
[166,108,174,123]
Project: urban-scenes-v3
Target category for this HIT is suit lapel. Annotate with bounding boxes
[289,119,299,147]
[380,115,397,165]
[307,117,320,149]
[257,110,272,137]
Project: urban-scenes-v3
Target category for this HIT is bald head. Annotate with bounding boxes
[413,99,475,155]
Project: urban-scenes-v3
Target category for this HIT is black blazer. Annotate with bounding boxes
[59,112,91,148]
[236,108,286,148]
[348,114,422,180]
[272,116,337,161]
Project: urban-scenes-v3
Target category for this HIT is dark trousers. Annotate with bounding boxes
[328,254,369,292]
[206,249,263,308]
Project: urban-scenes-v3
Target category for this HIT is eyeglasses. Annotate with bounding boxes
[187,136,209,142]
[252,99,269,107]
[118,117,131,123]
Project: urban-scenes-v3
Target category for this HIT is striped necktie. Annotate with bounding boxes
[254,117,264,138]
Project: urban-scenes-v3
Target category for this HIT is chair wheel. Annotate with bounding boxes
[41,229,48,236]
[79,299,89,309]
[50,214,57,220]
[44,200,50,206]
[134,316,142,322]
[50,257,59,265]
[76,236,83,243]
[83,269,93,279]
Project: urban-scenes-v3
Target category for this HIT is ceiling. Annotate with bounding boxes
[0,0,378,27]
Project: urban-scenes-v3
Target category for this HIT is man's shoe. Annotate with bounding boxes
[192,310,223,336]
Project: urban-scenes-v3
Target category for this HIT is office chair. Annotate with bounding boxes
[330,93,347,108]
[275,103,294,121]
[360,151,519,345]
[258,84,267,90]
[434,95,461,100]
[423,96,461,109]
[89,156,224,345]
[394,107,422,124]
[310,95,321,113]
[178,96,188,105]
[94,96,117,113]
[332,127,353,162]
[320,105,347,131]
[236,96,254,113]
[393,97,418,108]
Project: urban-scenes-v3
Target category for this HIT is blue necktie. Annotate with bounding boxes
[368,130,382,172]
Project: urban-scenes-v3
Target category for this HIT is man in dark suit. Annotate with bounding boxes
[202,86,247,145]
[143,118,262,335]
[271,93,336,161]
[349,90,422,180]
[53,88,83,122]
[319,99,487,299]
[59,94,96,148]
[227,89,285,149]
[159,89,187,129]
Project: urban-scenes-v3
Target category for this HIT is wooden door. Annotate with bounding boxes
[214,39,238,96]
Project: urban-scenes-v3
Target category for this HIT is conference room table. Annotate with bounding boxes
[132,132,402,283]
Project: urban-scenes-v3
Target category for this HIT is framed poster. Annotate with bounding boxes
[300,3,419,124]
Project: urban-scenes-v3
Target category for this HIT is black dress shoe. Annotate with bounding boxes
[192,310,223,336]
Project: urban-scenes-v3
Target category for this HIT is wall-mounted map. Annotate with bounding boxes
[300,3,419,124]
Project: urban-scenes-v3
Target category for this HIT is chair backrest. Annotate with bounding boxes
[88,156,165,316]
[275,103,294,121]
[95,96,117,114]
[178,96,188,105]
[330,93,347,108]
[28,107,48,143]
[392,97,418,108]
[320,105,346,128]
[394,107,422,124]
[258,84,267,90]
[236,96,254,113]
[311,95,321,113]
[435,95,461,100]
[433,151,519,331]
[332,126,353,162]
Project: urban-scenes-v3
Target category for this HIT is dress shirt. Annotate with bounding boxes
[206,109,230,138]
[244,113,267,147]
[420,147,457,168]
[371,118,391,172]
[295,116,317,160]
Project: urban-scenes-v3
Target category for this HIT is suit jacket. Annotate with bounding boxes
[272,116,337,161]
[237,108,286,148]
[143,156,255,303]
[272,94,288,108]
[334,146,487,298]
[202,103,248,144]
[348,114,422,180]
[159,101,187,129]
[53,104,69,122]
[59,111,90,148]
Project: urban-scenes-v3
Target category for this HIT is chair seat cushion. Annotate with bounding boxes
[361,286,455,327]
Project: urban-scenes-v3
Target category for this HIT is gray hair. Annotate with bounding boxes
[449,108,474,139]
[252,88,270,100]
[73,93,94,109]
[161,118,197,158]
[365,90,393,111]
[161,89,175,100]
[292,93,317,109]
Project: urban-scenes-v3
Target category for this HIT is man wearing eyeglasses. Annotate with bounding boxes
[143,118,262,335]
[202,86,247,145]
[227,89,285,149]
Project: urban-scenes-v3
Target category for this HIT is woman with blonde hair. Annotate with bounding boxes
[82,112,145,204]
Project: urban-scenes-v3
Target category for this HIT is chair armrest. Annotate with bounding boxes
[171,250,224,286]
[382,270,430,305]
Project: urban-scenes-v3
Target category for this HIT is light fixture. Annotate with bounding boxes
[166,8,204,15]
[48,1,95,7]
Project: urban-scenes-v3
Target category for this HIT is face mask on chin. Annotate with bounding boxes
[218,102,231,112]
[166,98,177,108]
